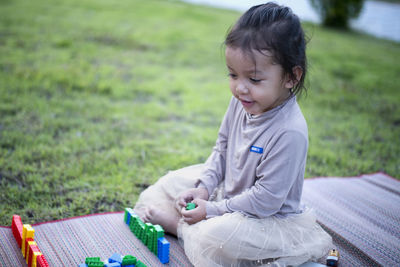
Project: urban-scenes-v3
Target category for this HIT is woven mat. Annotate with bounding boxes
[1,172,399,266]
[302,172,400,267]
[0,212,191,266]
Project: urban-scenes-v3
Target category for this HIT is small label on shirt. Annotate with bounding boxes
[250,146,263,154]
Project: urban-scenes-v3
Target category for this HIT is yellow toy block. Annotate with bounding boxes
[32,251,43,267]
[26,240,37,264]
[21,224,35,257]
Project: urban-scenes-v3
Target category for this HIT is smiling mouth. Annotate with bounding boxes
[240,99,254,108]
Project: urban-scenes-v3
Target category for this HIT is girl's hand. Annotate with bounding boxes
[176,187,209,209]
[180,198,207,225]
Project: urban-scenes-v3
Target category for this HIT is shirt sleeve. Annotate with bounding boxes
[205,130,308,218]
[196,98,236,197]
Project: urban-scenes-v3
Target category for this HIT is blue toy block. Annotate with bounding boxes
[157,237,170,264]
[124,208,134,225]
[109,253,123,264]
[104,263,121,267]
[78,264,88,267]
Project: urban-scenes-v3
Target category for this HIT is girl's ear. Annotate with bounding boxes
[284,66,303,89]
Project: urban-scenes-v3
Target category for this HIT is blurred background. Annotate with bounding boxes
[184,0,400,42]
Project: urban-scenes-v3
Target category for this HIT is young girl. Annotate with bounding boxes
[134,3,332,266]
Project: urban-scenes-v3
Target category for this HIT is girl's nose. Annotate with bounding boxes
[236,82,249,94]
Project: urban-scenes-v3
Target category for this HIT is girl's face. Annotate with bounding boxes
[225,46,293,115]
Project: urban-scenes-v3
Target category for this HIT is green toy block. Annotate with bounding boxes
[124,208,129,223]
[129,217,137,231]
[88,262,104,267]
[85,257,101,264]
[122,255,137,265]
[154,225,164,238]
[136,260,147,267]
[186,202,196,210]
[123,209,168,263]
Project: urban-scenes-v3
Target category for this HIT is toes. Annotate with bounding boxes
[142,206,156,222]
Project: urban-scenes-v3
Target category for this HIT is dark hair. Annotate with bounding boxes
[225,2,307,95]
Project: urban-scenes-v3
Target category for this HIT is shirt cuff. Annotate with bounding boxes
[205,200,229,218]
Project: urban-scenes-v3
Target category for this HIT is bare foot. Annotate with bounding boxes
[141,205,180,236]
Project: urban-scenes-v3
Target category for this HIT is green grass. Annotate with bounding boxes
[0,0,399,226]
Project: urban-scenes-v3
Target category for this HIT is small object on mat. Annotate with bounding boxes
[124,208,169,264]
[157,236,170,264]
[186,202,196,210]
[108,253,122,264]
[11,215,23,248]
[37,254,49,267]
[10,215,49,267]
[81,254,147,267]
[326,249,340,267]
[122,255,137,265]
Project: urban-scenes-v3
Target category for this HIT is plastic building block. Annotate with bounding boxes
[28,248,41,267]
[122,255,137,266]
[85,257,101,264]
[154,225,164,238]
[135,260,147,267]
[88,263,104,267]
[85,257,104,267]
[22,224,35,257]
[124,208,134,225]
[28,245,40,267]
[104,263,121,267]
[24,238,34,261]
[11,215,24,248]
[27,242,39,266]
[157,237,170,264]
[10,216,47,267]
[109,253,123,264]
[186,202,196,210]
[124,208,169,264]
[32,251,43,267]
[36,255,49,267]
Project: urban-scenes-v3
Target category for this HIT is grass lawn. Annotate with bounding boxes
[0,0,399,226]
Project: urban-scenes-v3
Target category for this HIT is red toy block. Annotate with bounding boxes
[25,238,35,259]
[28,244,40,267]
[36,255,49,267]
[11,215,23,247]
[32,251,43,267]
[26,239,36,263]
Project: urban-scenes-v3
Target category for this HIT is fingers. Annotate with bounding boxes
[181,208,197,224]
[176,192,194,208]
[141,206,154,222]
[183,194,194,204]
[178,197,189,207]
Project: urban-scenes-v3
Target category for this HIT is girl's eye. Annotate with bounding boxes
[250,78,261,83]
[228,73,237,79]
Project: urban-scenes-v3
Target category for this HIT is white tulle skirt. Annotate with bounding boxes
[134,164,333,267]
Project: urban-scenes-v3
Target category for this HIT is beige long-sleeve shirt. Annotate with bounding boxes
[197,96,308,218]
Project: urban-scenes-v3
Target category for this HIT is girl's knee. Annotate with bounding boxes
[188,213,244,248]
